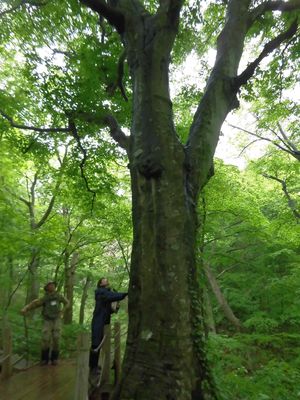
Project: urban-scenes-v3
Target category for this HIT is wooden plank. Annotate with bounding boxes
[2,317,12,380]
[114,322,121,386]
[99,325,111,387]
[0,360,76,400]
[74,332,89,400]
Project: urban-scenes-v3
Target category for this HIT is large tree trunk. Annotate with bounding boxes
[78,1,296,398]
[112,15,216,400]
[64,251,79,324]
[116,170,205,399]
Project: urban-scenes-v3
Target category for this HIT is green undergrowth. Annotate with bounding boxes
[208,333,300,400]
[1,311,90,361]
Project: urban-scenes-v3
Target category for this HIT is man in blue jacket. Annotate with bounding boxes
[89,277,127,372]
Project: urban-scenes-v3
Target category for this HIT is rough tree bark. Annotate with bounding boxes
[76,1,300,399]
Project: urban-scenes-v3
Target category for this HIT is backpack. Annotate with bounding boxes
[42,292,62,320]
[111,301,120,314]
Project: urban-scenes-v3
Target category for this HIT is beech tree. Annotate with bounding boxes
[1,0,300,399]
[75,2,300,399]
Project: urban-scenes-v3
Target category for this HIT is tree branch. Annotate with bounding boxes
[186,2,299,199]
[204,262,242,331]
[0,110,71,133]
[157,0,184,28]
[34,152,67,229]
[4,269,28,312]
[262,174,300,221]
[238,138,263,157]
[18,195,31,207]
[265,122,294,151]
[103,115,129,151]
[30,172,38,208]
[34,194,56,229]
[186,0,252,197]
[229,122,300,160]
[229,123,289,151]
[3,185,31,209]
[67,110,130,151]
[250,0,300,22]
[117,238,131,276]
[21,173,38,229]
[236,19,298,87]
[277,123,300,158]
[106,49,128,102]
[0,0,47,17]
[68,119,97,207]
[79,0,125,34]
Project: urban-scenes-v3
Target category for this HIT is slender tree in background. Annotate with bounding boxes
[23,168,65,303]
[2,156,66,304]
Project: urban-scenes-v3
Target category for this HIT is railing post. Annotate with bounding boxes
[74,331,90,400]
[114,322,121,386]
[2,316,12,380]
[100,324,111,387]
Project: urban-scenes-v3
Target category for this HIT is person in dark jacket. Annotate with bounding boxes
[20,281,69,366]
[89,277,127,371]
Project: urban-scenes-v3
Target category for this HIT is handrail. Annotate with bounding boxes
[74,332,89,400]
[74,321,122,399]
[0,354,10,363]
[1,317,12,379]
[1,315,123,394]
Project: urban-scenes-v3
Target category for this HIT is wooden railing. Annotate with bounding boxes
[74,321,122,400]
[0,317,123,400]
[1,317,13,380]
[74,331,90,400]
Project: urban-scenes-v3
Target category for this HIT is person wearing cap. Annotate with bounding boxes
[21,281,69,366]
[89,277,127,374]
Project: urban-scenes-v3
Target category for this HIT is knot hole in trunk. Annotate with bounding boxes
[137,154,163,179]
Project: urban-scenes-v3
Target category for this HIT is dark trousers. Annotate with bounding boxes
[89,316,105,369]
[91,315,105,348]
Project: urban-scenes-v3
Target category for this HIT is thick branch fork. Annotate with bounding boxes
[237,19,298,86]
[80,0,125,33]
[103,115,129,151]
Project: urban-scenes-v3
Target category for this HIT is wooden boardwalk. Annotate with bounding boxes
[0,360,77,400]
[0,323,121,400]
